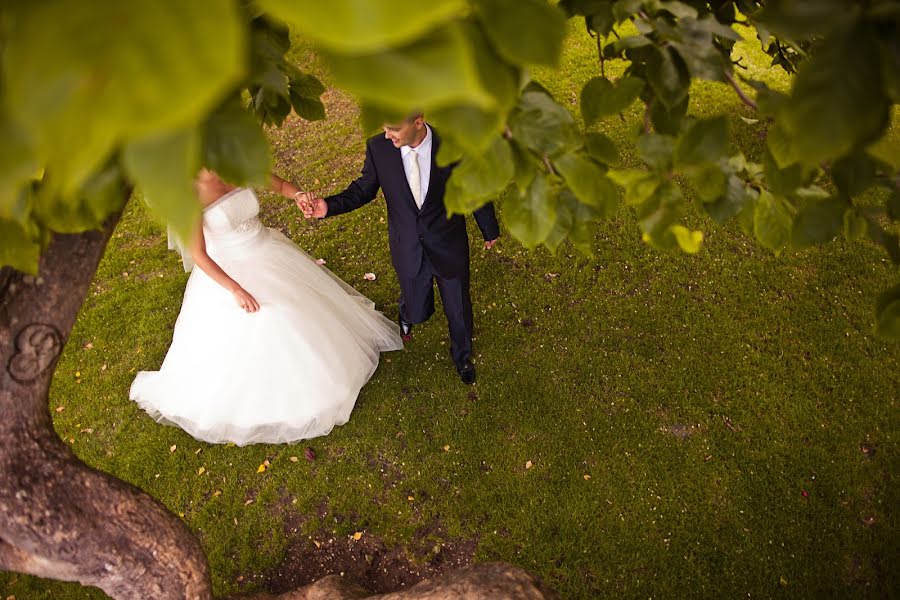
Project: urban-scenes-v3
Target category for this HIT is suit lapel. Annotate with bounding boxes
[421,132,440,209]
[387,143,421,213]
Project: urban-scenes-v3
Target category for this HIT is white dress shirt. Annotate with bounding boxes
[400,124,432,209]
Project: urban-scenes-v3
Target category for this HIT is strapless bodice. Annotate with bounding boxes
[202,188,263,247]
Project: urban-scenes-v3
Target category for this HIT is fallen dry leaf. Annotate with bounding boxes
[407,495,415,501]
[525,460,533,470]
[289,456,299,463]
[170,445,177,453]
[198,467,206,476]
[55,406,65,413]
[583,474,591,480]
[442,445,450,452]
[83,342,94,349]
[101,364,107,371]
[313,540,321,548]
[304,447,316,462]
[315,258,326,265]
[352,531,363,541]
[213,490,221,497]
[363,272,377,281]
[257,459,271,473]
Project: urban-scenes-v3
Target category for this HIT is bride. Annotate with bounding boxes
[129,169,403,446]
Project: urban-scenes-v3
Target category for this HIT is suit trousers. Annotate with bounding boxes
[397,252,473,367]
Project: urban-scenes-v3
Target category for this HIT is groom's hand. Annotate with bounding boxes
[484,237,499,250]
[308,196,328,219]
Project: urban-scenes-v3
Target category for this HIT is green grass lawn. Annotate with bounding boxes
[2,21,898,599]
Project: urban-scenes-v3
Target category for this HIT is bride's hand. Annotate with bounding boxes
[232,288,260,313]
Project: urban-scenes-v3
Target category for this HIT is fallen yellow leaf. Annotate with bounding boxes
[407,495,415,501]
[583,474,591,480]
[169,444,177,453]
[198,467,205,476]
[352,531,363,541]
[525,460,533,470]
[75,371,80,378]
[313,540,321,548]
[289,456,299,463]
[442,445,450,452]
[55,406,65,413]
[213,490,221,497]
[257,459,270,473]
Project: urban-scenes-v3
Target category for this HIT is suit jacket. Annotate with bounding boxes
[324,129,500,279]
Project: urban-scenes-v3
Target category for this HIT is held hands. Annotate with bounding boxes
[232,287,260,313]
[294,191,328,219]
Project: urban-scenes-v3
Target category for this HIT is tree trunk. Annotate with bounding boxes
[0,217,556,600]
[0,217,213,600]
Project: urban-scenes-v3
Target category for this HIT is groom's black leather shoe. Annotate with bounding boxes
[456,359,476,385]
[399,316,414,337]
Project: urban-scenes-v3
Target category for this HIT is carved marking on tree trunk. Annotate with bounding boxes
[8,324,63,384]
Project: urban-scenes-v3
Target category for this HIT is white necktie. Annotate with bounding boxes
[409,150,423,209]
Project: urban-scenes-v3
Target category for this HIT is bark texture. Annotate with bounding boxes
[0,221,556,600]
[243,562,558,600]
[0,221,213,600]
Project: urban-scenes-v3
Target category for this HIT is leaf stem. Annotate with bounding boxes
[725,71,758,111]
[543,156,557,176]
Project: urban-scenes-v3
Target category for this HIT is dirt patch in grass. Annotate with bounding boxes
[261,510,478,595]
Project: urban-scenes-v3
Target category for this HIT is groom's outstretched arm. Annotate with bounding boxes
[323,140,381,217]
[473,201,501,245]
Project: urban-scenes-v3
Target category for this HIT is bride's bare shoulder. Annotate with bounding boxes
[195,169,237,207]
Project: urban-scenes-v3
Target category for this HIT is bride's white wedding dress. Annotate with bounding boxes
[129,188,403,445]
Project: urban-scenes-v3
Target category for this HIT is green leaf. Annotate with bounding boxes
[843,209,868,242]
[875,283,900,339]
[685,162,728,203]
[323,22,497,114]
[584,132,620,165]
[553,152,619,217]
[509,91,581,157]
[202,100,272,187]
[4,0,245,195]
[509,140,540,194]
[567,190,601,256]
[544,187,576,253]
[781,24,891,166]
[765,120,801,168]
[637,180,682,241]
[669,224,703,253]
[757,0,859,40]
[644,46,690,109]
[0,216,42,274]
[0,108,38,220]
[754,190,793,253]
[763,150,810,197]
[475,0,566,67]
[32,161,127,233]
[887,188,900,222]
[580,76,644,125]
[791,196,847,248]
[258,0,466,53]
[502,173,557,248]
[648,94,688,136]
[448,136,515,213]
[674,116,728,167]
[831,152,877,199]
[607,169,661,206]
[636,133,675,170]
[123,128,201,242]
[704,175,749,223]
[430,104,504,154]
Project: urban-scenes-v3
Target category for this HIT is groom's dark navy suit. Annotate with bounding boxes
[324,128,500,368]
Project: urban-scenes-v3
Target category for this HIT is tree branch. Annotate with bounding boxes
[0,199,214,600]
[725,71,758,111]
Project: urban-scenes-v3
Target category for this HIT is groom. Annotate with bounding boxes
[300,114,499,384]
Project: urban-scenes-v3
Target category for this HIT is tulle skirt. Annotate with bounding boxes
[130,227,403,445]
